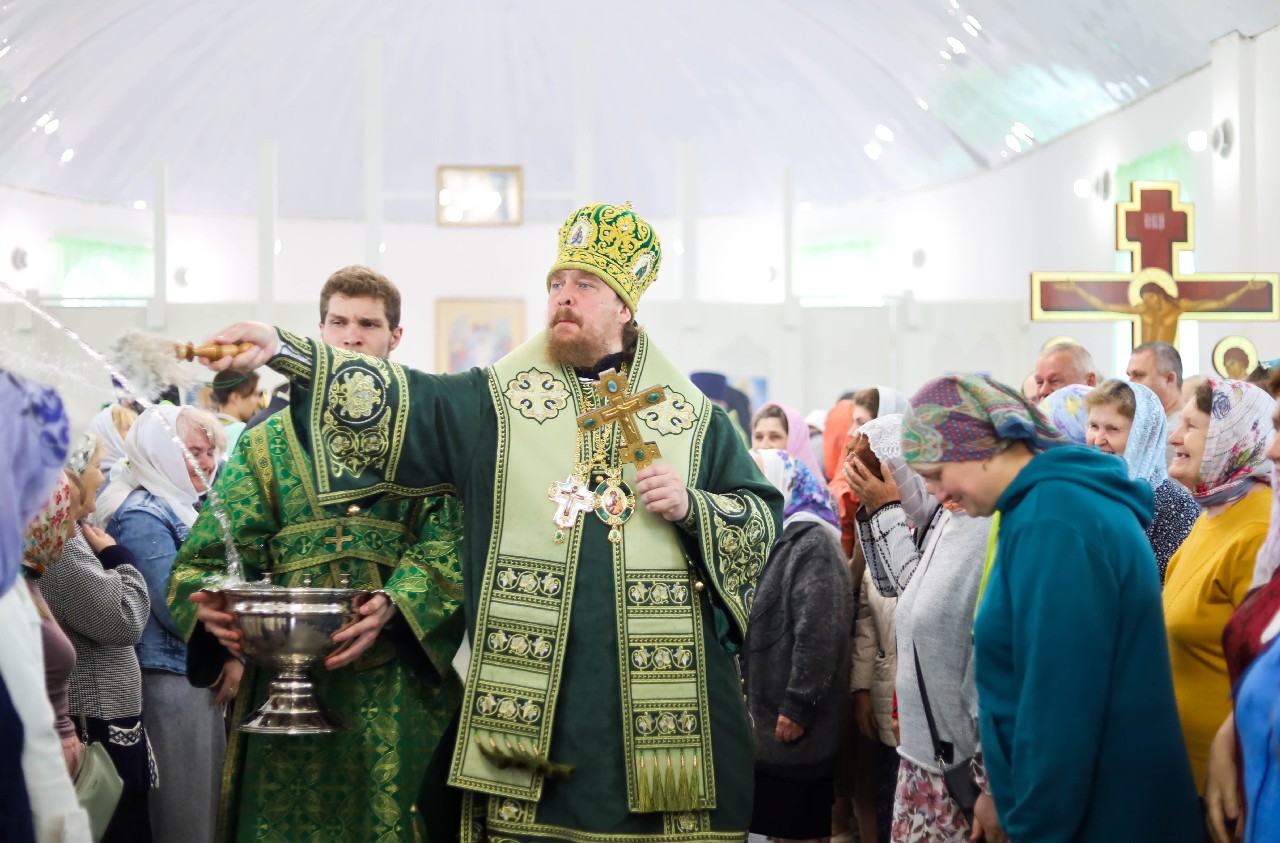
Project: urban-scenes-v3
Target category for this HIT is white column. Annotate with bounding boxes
[678,142,698,329]
[1209,31,1258,268]
[257,143,277,324]
[781,166,801,328]
[364,37,385,269]
[147,163,167,329]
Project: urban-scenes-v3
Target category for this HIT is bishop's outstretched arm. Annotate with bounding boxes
[201,324,490,502]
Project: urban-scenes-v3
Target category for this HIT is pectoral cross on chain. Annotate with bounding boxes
[547,474,596,543]
[325,525,355,553]
[576,369,666,470]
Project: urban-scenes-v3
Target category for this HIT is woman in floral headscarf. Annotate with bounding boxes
[901,374,1200,843]
[22,474,81,773]
[41,433,153,843]
[743,449,852,843]
[1163,378,1274,798]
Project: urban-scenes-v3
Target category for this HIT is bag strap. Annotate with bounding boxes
[913,642,954,766]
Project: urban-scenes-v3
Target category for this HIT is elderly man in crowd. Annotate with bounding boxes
[1033,341,1099,399]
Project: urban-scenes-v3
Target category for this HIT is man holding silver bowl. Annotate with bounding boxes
[168,267,466,843]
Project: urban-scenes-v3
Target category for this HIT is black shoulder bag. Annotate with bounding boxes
[913,642,980,825]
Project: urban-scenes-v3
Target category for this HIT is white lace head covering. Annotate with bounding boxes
[1119,382,1169,490]
[858,413,939,529]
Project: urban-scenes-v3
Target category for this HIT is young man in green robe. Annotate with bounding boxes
[168,266,467,842]
[198,204,783,843]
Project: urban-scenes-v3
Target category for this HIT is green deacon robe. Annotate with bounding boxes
[167,412,466,843]
[266,328,782,843]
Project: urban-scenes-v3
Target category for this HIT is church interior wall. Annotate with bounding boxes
[3,28,1280,412]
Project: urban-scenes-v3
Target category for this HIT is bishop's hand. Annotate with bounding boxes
[199,322,279,372]
[635,463,690,522]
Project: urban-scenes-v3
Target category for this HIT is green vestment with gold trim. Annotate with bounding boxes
[167,412,466,843]
[265,329,783,843]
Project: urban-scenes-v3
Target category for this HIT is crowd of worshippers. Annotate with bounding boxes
[5,331,1280,843]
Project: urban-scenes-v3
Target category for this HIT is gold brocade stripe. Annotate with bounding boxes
[687,491,774,634]
[296,330,415,506]
[608,341,715,814]
[270,514,415,542]
[462,793,732,843]
[446,349,581,802]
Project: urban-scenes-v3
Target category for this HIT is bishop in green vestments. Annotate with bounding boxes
[200,202,783,843]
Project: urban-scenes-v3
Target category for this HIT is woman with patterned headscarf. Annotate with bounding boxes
[844,414,992,843]
[1207,382,1280,842]
[41,433,153,842]
[1082,380,1199,583]
[1163,378,1274,801]
[742,449,852,843]
[901,374,1200,843]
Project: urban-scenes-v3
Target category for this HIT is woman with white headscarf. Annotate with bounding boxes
[1083,380,1199,583]
[104,404,234,843]
[844,414,996,843]
[743,449,853,843]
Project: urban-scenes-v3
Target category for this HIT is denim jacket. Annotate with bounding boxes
[106,489,192,675]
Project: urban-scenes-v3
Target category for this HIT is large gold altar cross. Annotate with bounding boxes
[577,369,667,470]
[1031,180,1278,347]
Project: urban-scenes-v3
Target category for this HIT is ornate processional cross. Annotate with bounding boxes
[1030,180,1278,348]
[576,369,667,470]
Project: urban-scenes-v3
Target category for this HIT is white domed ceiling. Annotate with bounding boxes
[1,0,1277,222]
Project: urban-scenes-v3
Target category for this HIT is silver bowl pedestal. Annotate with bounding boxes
[222,574,368,735]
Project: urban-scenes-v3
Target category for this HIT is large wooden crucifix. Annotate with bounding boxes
[1031,180,1278,348]
[577,369,667,470]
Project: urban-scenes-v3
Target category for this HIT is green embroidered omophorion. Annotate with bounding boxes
[266,327,782,843]
[166,412,466,843]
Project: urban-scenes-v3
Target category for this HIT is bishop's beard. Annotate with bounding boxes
[545,310,612,369]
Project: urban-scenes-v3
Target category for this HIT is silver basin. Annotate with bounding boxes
[222,576,369,735]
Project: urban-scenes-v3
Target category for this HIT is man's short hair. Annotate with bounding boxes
[319,265,401,330]
[210,370,260,407]
[1040,341,1098,382]
[1132,341,1183,387]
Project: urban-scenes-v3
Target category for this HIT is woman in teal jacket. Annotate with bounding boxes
[901,374,1200,843]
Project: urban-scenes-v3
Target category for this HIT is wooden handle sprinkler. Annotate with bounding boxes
[176,341,257,362]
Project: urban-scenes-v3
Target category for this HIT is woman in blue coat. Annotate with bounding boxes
[900,374,1200,843]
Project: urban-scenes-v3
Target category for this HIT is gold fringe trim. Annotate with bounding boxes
[633,749,699,812]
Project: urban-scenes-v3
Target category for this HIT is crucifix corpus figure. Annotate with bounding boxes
[1031,180,1279,347]
[194,202,782,843]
